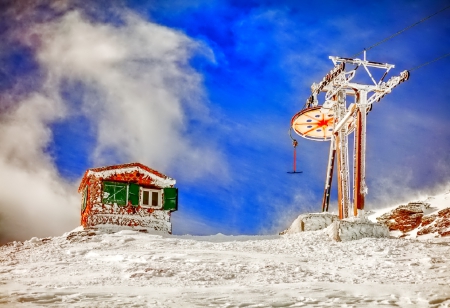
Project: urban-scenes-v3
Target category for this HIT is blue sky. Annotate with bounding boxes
[0,0,449,240]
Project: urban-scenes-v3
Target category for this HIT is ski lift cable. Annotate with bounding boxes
[408,52,450,71]
[352,4,450,58]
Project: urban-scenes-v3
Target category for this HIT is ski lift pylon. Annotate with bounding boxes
[289,54,409,220]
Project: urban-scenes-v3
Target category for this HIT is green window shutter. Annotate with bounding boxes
[163,187,178,211]
[128,183,140,207]
[103,181,127,206]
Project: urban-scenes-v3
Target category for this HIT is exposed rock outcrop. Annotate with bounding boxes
[376,201,450,237]
[417,208,450,237]
[376,202,429,233]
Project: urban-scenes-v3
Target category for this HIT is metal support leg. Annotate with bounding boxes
[321,137,336,212]
[336,91,351,219]
[354,90,368,217]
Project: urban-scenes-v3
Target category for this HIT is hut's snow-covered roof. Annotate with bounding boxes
[78,162,175,192]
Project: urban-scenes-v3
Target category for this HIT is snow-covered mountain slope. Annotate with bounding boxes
[1,225,450,307]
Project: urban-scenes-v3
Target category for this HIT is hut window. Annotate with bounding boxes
[103,182,127,206]
[141,188,161,209]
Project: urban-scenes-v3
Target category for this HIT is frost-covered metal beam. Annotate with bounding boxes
[367,70,410,105]
[329,56,395,70]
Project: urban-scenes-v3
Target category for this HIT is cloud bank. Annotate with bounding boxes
[0,3,221,243]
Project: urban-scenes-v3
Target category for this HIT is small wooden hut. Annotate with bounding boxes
[78,163,178,233]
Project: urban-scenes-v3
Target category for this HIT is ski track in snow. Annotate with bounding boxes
[1,229,450,307]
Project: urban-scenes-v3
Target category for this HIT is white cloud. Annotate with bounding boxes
[35,11,221,176]
[0,8,224,243]
[0,94,79,243]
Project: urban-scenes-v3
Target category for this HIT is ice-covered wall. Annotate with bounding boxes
[327,220,389,242]
[85,209,171,233]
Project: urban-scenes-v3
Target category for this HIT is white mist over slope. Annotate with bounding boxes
[0,5,220,243]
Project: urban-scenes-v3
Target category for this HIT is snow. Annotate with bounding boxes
[1,228,450,307]
[1,190,450,307]
[282,212,389,242]
[328,219,389,241]
[87,165,175,188]
[281,213,338,234]
[285,190,450,241]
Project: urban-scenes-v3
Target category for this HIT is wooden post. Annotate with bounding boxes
[353,109,363,216]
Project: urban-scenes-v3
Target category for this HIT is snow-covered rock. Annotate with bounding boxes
[371,191,450,239]
[416,207,450,237]
[280,212,338,234]
[375,202,429,233]
[281,212,388,242]
[283,189,450,240]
